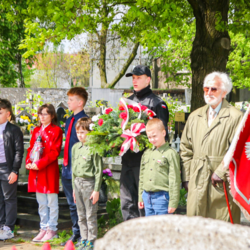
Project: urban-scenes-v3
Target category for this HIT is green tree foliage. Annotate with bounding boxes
[117,0,250,110]
[0,0,32,87]
[20,0,142,88]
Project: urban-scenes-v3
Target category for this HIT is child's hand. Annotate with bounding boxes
[168,207,176,214]
[8,172,18,184]
[73,191,76,203]
[31,163,39,170]
[26,163,32,170]
[90,191,99,205]
[138,202,144,209]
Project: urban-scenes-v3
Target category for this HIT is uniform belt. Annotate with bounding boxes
[193,155,224,161]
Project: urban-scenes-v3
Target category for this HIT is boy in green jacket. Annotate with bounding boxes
[72,118,103,250]
[138,118,181,216]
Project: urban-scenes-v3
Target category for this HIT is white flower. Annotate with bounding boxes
[19,118,24,123]
[25,120,29,124]
[92,114,100,122]
[89,123,95,131]
[16,117,20,123]
[32,116,36,120]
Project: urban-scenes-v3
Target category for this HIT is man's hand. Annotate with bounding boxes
[182,181,189,192]
[26,163,32,170]
[138,202,144,209]
[73,190,76,203]
[90,191,99,205]
[211,173,223,187]
[8,172,18,184]
[168,207,176,214]
[31,163,39,170]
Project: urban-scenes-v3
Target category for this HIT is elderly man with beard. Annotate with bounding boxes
[180,72,243,223]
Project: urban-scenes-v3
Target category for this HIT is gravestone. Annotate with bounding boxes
[95,215,250,250]
[16,110,33,121]
[185,88,192,105]
[56,101,68,110]
[56,106,66,126]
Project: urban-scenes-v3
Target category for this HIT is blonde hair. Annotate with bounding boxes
[146,118,165,131]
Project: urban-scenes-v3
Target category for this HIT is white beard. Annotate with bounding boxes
[204,93,222,106]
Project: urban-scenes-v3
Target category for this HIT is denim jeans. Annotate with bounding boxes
[61,175,80,236]
[142,190,169,216]
[36,192,58,231]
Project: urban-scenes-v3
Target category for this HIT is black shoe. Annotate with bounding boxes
[60,234,81,246]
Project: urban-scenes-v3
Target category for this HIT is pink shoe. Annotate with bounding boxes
[32,229,46,242]
[41,229,58,241]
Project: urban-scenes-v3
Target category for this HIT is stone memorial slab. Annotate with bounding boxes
[95,215,250,250]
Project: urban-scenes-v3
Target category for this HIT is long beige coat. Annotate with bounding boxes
[180,99,243,223]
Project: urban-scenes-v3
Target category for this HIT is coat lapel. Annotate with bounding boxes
[201,99,230,142]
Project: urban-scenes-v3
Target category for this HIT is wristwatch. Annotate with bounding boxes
[12,170,19,175]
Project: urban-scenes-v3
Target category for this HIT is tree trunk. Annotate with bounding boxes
[188,0,230,111]
[16,53,25,87]
[98,28,108,88]
[106,42,139,88]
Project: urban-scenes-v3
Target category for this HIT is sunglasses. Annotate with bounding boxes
[203,87,218,93]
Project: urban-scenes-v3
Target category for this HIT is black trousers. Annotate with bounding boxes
[0,179,18,231]
[120,163,145,221]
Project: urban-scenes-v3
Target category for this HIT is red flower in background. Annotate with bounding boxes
[119,106,125,111]
[105,108,113,115]
[127,105,133,109]
[133,106,140,112]
[119,112,127,120]
[98,119,104,126]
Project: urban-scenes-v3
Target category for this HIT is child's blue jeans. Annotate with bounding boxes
[142,190,169,216]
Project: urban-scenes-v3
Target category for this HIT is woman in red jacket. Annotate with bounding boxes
[26,104,63,242]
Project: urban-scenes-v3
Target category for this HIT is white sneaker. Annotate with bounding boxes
[0,226,14,240]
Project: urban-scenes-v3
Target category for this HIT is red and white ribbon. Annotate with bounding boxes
[119,98,142,130]
[119,123,146,156]
[119,98,129,131]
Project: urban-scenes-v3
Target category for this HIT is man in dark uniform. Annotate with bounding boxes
[120,65,169,221]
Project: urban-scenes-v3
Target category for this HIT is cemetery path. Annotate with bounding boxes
[0,228,65,250]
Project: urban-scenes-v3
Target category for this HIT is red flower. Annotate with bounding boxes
[127,105,133,109]
[105,108,113,115]
[98,119,104,126]
[119,112,127,120]
[119,106,125,111]
[147,111,154,118]
[133,106,140,112]
[139,103,147,111]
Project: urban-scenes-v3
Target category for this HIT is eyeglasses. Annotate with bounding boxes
[38,113,49,117]
[203,87,218,93]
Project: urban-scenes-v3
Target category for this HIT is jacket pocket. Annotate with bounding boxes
[156,159,168,173]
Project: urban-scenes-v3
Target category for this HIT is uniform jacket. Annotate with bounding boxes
[71,142,103,192]
[2,122,24,174]
[180,99,243,223]
[138,143,181,208]
[26,124,63,193]
[62,110,88,179]
[122,85,169,166]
